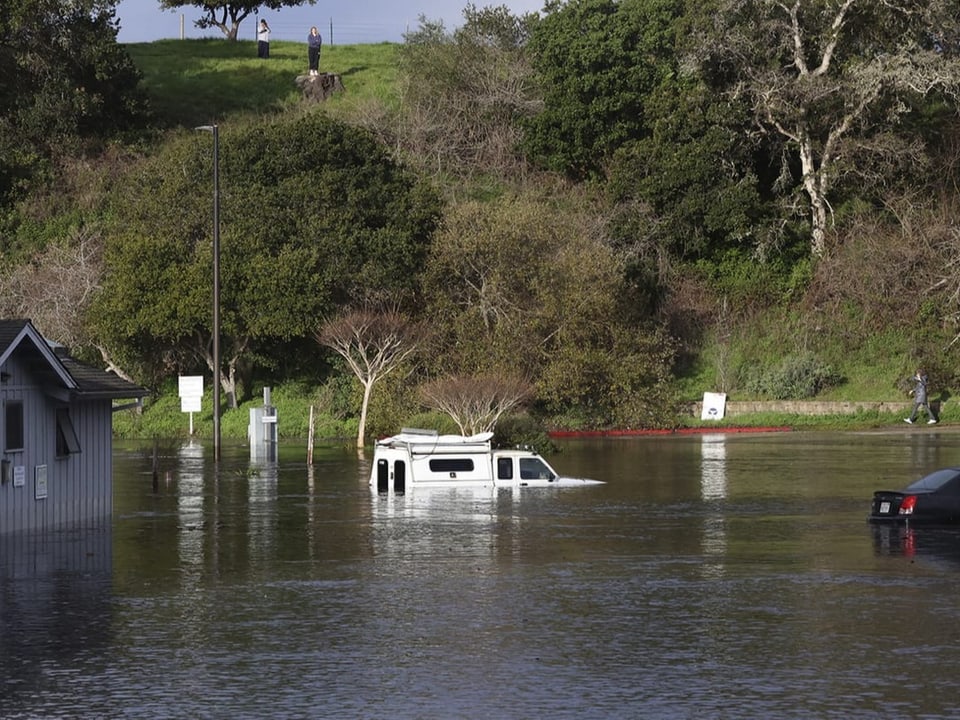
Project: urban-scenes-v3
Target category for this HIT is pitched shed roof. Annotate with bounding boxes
[0,319,147,400]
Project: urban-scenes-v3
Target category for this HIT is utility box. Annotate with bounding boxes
[248,387,278,461]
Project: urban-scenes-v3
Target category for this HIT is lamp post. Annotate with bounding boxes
[195,124,221,462]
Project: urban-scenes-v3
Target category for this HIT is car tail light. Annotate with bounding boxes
[899,495,917,515]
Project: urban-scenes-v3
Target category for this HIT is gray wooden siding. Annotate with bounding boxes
[0,355,113,533]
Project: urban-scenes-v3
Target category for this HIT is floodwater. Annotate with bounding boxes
[3,430,960,719]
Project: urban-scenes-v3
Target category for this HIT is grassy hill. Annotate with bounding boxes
[125,39,400,128]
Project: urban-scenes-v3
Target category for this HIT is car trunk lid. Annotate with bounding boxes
[872,490,910,517]
[872,490,936,517]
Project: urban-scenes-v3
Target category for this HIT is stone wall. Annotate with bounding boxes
[689,400,916,417]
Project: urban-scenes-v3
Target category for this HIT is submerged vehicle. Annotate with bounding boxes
[868,467,960,524]
[371,428,603,494]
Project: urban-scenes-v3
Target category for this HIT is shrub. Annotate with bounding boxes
[494,414,556,454]
[744,352,843,399]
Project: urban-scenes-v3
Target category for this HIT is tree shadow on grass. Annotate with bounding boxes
[130,39,321,128]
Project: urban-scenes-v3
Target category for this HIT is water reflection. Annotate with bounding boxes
[247,449,279,564]
[370,486,521,563]
[0,526,113,712]
[700,434,727,580]
[871,522,960,570]
[699,433,728,501]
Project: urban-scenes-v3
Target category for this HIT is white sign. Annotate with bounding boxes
[701,392,727,421]
[179,375,203,417]
[35,465,48,500]
[13,465,25,487]
[178,375,203,398]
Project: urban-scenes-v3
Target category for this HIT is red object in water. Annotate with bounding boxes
[548,426,792,439]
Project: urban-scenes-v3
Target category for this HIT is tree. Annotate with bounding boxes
[395,5,540,179]
[606,82,773,265]
[158,1,316,41]
[0,226,104,348]
[695,0,960,258]
[524,0,684,179]
[0,0,147,208]
[420,374,532,435]
[317,308,423,448]
[421,196,678,427]
[92,114,440,403]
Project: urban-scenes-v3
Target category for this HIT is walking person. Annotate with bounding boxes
[307,26,322,76]
[905,368,937,424]
[257,19,271,58]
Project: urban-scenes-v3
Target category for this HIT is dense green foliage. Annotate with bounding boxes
[421,196,677,427]
[0,0,147,209]
[523,0,683,179]
[693,0,960,257]
[607,86,776,263]
[4,1,960,439]
[93,114,441,401]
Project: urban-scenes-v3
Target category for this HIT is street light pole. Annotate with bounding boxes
[196,124,222,462]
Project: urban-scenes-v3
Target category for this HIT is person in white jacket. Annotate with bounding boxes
[257,19,271,58]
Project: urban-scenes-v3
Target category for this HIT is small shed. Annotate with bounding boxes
[0,320,147,534]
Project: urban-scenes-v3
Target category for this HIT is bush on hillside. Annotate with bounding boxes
[743,352,843,399]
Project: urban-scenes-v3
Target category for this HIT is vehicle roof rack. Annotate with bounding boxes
[400,427,438,437]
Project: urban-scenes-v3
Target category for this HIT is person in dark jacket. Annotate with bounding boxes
[307,26,322,76]
[905,368,937,424]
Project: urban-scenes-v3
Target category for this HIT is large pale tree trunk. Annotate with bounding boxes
[798,134,830,259]
[357,378,375,448]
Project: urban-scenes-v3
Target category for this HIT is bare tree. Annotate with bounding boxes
[0,226,147,383]
[395,7,540,180]
[316,308,422,448]
[0,227,99,338]
[419,373,533,436]
[158,1,317,41]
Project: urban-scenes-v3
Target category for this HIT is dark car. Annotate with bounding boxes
[868,467,960,524]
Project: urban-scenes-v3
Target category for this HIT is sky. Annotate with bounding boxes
[114,1,547,44]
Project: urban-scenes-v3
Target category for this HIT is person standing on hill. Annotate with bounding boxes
[905,368,937,424]
[307,26,322,76]
[257,19,271,58]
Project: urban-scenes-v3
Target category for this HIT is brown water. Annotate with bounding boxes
[2,430,960,719]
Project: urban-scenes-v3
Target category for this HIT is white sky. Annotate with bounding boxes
[114,1,546,44]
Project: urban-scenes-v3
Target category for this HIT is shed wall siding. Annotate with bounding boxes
[0,355,113,533]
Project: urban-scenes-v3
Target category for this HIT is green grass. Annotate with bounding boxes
[673,311,922,404]
[125,38,401,128]
[112,383,359,442]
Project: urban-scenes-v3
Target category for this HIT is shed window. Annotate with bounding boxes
[5,401,23,452]
[56,408,81,457]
